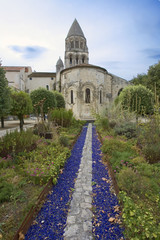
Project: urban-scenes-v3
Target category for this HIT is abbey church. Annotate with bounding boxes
[3,19,129,120]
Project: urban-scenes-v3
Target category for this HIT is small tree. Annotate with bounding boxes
[11,91,33,130]
[118,85,154,119]
[0,66,11,128]
[53,91,65,108]
[30,88,57,119]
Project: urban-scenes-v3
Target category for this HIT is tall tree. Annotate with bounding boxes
[11,91,33,131]
[131,61,160,102]
[30,88,57,119]
[0,66,11,128]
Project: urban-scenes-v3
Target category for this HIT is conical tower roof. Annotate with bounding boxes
[56,57,63,67]
[67,19,85,38]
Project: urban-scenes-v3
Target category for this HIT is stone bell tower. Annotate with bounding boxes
[65,19,89,68]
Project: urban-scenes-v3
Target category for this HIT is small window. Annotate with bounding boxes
[76,57,78,64]
[85,88,90,103]
[70,57,72,64]
[100,90,102,104]
[80,42,83,49]
[71,90,73,104]
[82,57,85,63]
[46,85,49,90]
[29,77,32,80]
[51,77,54,80]
[75,41,79,48]
[71,41,74,48]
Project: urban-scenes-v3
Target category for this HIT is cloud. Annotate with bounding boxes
[9,45,47,59]
[141,48,160,60]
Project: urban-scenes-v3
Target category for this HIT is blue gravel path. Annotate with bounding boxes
[92,126,124,239]
[25,126,87,240]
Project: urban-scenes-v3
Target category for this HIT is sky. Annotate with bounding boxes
[0,0,160,80]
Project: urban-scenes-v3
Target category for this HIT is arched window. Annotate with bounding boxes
[71,90,73,104]
[53,83,56,91]
[71,41,74,48]
[118,88,123,96]
[80,42,83,49]
[75,40,79,48]
[76,57,78,64]
[82,56,85,63]
[85,88,90,103]
[70,56,72,64]
[100,90,102,104]
[46,85,49,90]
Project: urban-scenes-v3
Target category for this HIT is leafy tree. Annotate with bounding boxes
[11,91,33,131]
[118,85,154,117]
[147,61,160,102]
[131,61,160,102]
[30,88,57,119]
[130,73,148,86]
[53,91,65,108]
[0,67,11,128]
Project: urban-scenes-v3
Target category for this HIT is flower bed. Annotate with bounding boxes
[92,126,124,239]
[25,126,87,239]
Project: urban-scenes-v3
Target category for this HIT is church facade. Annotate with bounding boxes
[3,19,129,120]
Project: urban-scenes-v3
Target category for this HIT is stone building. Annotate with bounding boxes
[2,19,129,120]
[56,19,129,120]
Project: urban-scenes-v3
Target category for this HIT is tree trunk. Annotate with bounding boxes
[20,117,24,131]
[1,116,4,128]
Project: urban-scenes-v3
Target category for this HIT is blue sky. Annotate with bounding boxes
[0,0,160,80]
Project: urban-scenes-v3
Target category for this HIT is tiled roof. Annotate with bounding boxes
[28,72,56,78]
[3,66,30,72]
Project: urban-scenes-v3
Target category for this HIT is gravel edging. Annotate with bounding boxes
[25,126,88,240]
[92,126,124,239]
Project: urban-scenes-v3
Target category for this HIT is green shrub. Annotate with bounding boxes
[114,122,137,139]
[131,156,146,164]
[119,191,160,239]
[117,168,155,198]
[101,138,133,156]
[50,108,73,127]
[0,129,39,158]
[59,135,69,147]
[143,143,160,164]
[0,181,13,203]
[53,91,65,108]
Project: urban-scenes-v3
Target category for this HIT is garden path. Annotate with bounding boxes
[25,123,124,240]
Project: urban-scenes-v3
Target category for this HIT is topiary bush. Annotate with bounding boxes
[53,91,65,108]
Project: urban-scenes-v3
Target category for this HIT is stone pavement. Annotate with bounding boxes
[64,123,93,240]
[0,120,35,138]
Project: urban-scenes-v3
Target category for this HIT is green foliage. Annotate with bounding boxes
[0,129,39,157]
[50,108,73,127]
[119,191,160,239]
[114,122,137,139]
[30,88,56,115]
[137,111,160,163]
[118,85,154,115]
[101,137,134,156]
[19,140,70,184]
[131,61,160,101]
[53,91,65,108]
[10,91,33,130]
[59,135,69,147]
[0,67,11,126]
[0,181,13,203]
[130,73,148,86]
[11,91,33,118]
